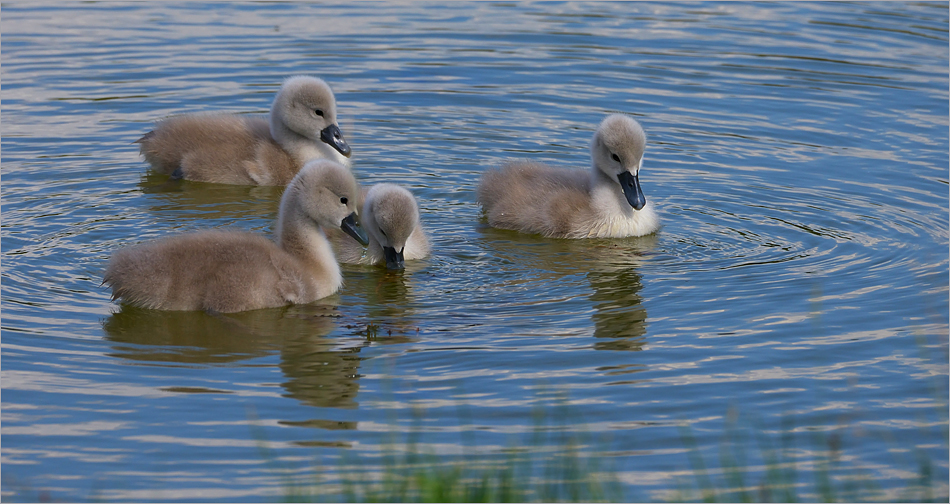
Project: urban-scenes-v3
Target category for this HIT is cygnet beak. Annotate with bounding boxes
[320,124,352,158]
[340,212,369,246]
[382,246,405,270]
[617,171,646,211]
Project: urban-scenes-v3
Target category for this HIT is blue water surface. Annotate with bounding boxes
[2,2,947,502]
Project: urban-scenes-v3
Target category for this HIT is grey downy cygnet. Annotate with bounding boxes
[333,183,430,270]
[137,76,351,185]
[477,114,659,239]
[103,160,369,312]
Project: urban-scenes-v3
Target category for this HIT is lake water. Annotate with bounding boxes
[2,2,947,502]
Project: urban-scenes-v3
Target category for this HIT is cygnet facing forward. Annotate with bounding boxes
[137,76,351,186]
[333,183,430,270]
[477,114,659,239]
[103,160,368,312]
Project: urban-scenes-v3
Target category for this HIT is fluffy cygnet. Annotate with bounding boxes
[477,114,659,239]
[333,183,430,269]
[103,160,369,312]
[137,76,351,186]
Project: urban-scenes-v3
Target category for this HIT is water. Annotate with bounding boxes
[2,2,947,501]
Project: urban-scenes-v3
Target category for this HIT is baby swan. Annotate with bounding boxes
[103,160,369,313]
[334,184,430,270]
[137,76,352,186]
[477,114,659,239]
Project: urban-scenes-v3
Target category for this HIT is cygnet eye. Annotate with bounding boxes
[314,109,325,117]
[340,197,348,205]
[611,153,621,163]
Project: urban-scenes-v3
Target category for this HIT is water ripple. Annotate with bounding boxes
[2,2,946,502]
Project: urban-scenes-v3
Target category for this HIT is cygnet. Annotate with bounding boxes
[103,160,368,312]
[477,114,659,238]
[333,183,430,270]
[137,76,351,185]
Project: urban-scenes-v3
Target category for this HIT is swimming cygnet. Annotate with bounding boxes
[477,114,660,239]
[103,160,369,312]
[333,183,430,270]
[137,76,352,186]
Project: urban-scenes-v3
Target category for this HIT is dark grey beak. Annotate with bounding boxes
[320,124,351,158]
[382,246,405,270]
[617,171,646,211]
[340,212,368,246]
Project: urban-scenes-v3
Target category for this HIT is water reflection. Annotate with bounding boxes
[341,264,424,343]
[477,226,658,351]
[279,331,362,410]
[102,303,366,409]
[588,266,647,351]
[136,171,284,224]
[584,235,657,351]
[103,306,283,364]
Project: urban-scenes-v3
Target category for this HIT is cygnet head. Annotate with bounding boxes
[362,183,421,270]
[271,76,351,158]
[590,114,647,210]
[280,159,368,245]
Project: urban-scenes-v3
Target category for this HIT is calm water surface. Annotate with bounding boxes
[2,2,948,502]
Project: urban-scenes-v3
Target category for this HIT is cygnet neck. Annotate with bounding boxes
[589,162,635,218]
[271,120,346,167]
[276,195,342,287]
